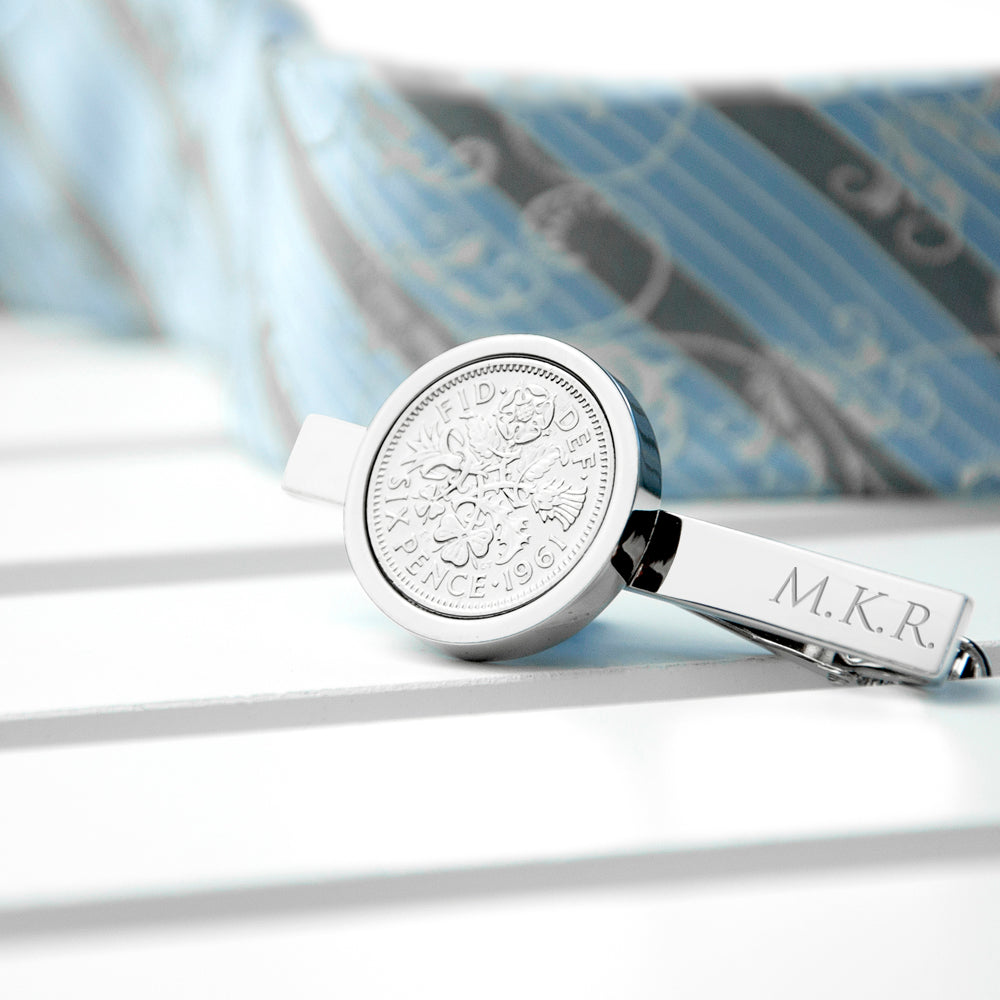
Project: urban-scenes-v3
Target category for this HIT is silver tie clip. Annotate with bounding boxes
[282,335,991,686]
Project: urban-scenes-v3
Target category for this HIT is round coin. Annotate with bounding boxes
[366,355,615,617]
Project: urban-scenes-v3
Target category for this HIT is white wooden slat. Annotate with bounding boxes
[0,570,820,727]
[1,850,998,999]
[0,680,998,910]
[0,448,338,575]
[0,317,226,452]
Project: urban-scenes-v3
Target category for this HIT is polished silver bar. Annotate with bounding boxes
[628,511,973,684]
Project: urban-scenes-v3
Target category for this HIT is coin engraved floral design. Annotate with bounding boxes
[399,382,587,570]
[367,360,612,617]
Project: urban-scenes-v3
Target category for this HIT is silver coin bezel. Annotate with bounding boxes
[343,335,651,659]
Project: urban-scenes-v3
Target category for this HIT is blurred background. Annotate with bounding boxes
[3,0,1000,500]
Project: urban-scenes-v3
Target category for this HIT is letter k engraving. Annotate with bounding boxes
[840,586,887,632]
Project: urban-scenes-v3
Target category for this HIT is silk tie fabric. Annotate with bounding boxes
[2,0,1000,499]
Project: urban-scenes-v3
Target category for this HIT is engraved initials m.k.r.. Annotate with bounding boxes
[839,586,887,632]
[770,567,829,615]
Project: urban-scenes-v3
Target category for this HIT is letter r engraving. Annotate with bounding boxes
[893,602,932,647]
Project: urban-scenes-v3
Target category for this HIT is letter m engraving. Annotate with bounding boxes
[770,567,829,616]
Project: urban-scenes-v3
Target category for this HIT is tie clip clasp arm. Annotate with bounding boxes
[625,510,987,685]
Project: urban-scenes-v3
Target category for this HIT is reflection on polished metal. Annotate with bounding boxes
[283,335,991,686]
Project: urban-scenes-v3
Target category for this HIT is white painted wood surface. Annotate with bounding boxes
[0,321,226,454]
[2,317,999,998]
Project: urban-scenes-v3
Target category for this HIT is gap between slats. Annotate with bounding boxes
[2,824,998,942]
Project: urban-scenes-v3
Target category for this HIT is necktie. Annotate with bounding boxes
[2,0,999,499]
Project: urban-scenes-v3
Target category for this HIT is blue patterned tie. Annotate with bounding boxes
[3,0,1000,499]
